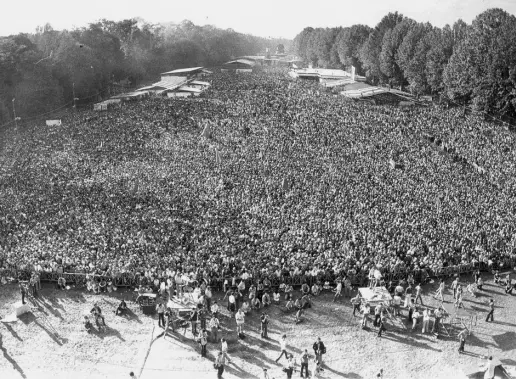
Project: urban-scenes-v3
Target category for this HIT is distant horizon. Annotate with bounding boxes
[2,0,516,39]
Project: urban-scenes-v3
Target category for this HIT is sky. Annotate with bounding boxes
[2,0,516,39]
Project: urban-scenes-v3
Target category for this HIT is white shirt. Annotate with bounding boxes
[280,338,287,351]
[221,340,228,352]
[484,361,495,379]
[229,295,236,304]
[211,304,219,313]
[235,312,245,324]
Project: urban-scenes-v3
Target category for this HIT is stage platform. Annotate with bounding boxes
[167,297,196,313]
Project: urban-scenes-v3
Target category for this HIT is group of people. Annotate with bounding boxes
[2,69,516,296]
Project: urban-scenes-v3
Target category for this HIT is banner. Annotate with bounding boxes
[46,119,62,126]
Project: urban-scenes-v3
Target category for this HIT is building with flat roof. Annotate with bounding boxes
[136,76,188,95]
[161,67,204,80]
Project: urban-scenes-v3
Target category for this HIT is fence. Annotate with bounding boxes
[1,256,515,291]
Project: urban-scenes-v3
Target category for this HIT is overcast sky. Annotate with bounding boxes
[2,0,516,39]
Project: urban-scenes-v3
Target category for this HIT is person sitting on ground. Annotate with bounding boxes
[301,283,310,296]
[252,296,261,310]
[273,289,281,304]
[301,293,311,309]
[286,298,294,311]
[505,280,514,295]
[135,285,145,304]
[494,271,501,285]
[263,277,272,292]
[56,276,66,290]
[284,284,293,300]
[115,299,128,316]
[241,300,251,314]
[84,316,93,333]
[477,277,484,290]
[294,297,302,310]
[107,280,113,293]
[92,279,100,294]
[211,301,219,318]
[311,281,321,296]
[262,292,271,307]
[99,278,107,293]
[466,282,477,297]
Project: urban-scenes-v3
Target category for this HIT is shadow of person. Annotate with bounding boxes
[0,335,27,378]
[106,326,126,342]
[34,319,66,345]
[4,323,23,342]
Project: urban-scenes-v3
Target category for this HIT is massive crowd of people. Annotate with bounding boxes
[1,68,515,289]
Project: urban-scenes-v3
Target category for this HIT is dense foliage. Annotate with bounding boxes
[0,19,289,125]
[293,8,516,118]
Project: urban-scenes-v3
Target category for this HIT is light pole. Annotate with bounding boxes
[12,98,17,129]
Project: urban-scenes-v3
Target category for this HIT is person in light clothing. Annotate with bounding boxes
[275,334,289,363]
[235,308,245,336]
[422,308,430,333]
[483,356,495,379]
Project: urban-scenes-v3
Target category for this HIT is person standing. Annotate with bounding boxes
[483,356,495,379]
[215,351,226,378]
[205,286,212,313]
[350,295,361,317]
[284,354,296,379]
[189,307,199,336]
[333,280,342,302]
[422,308,430,333]
[312,337,326,366]
[260,312,269,339]
[373,303,383,327]
[414,283,423,305]
[451,277,459,299]
[361,302,371,328]
[432,307,443,334]
[458,327,468,353]
[209,314,220,343]
[235,308,245,337]
[411,308,420,331]
[199,329,208,358]
[485,299,495,322]
[407,299,415,323]
[276,334,289,363]
[300,349,309,378]
[20,283,27,305]
[434,279,445,302]
[221,338,231,362]
[156,302,166,328]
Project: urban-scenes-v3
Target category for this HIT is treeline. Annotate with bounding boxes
[293,8,516,119]
[0,19,289,125]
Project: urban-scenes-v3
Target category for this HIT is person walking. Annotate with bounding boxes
[276,334,289,363]
[221,338,231,362]
[312,337,326,366]
[260,312,269,339]
[215,351,226,378]
[377,313,387,338]
[350,295,361,317]
[156,302,166,328]
[434,279,445,303]
[373,303,383,327]
[458,327,468,353]
[209,314,220,343]
[235,308,245,337]
[414,283,423,305]
[300,349,309,378]
[485,299,495,322]
[189,307,199,336]
[199,329,208,358]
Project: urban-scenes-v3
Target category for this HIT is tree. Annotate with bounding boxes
[334,25,372,74]
[444,8,516,117]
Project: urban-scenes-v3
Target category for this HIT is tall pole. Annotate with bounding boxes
[12,98,17,129]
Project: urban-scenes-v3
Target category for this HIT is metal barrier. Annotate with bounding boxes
[1,256,515,290]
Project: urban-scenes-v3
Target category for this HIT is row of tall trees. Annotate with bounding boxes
[293,9,516,119]
[0,19,289,125]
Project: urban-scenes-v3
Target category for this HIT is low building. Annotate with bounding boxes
[221,59,255,73]
[136,77,188,95]
[160,67,204,80]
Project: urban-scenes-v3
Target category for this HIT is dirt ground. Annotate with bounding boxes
[1,272,515,379]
